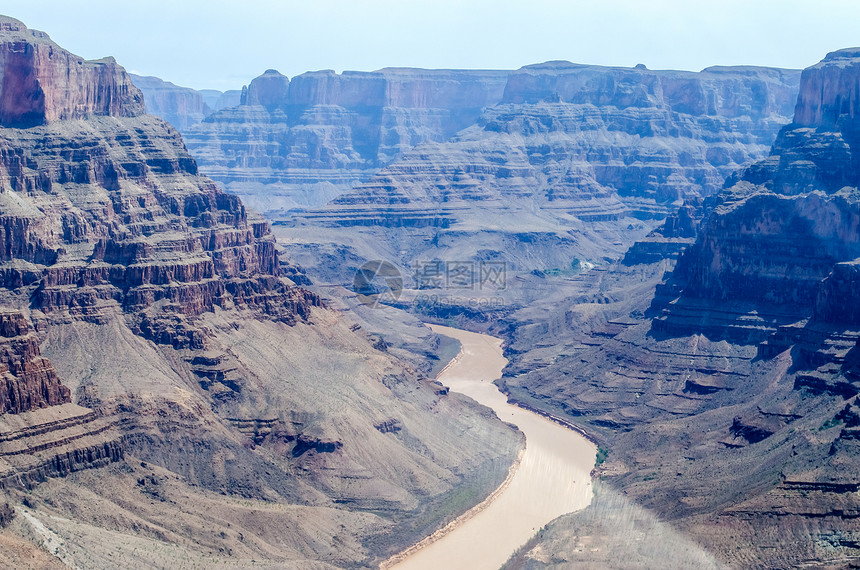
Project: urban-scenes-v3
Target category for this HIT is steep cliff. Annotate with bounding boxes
[0,15,521,567]
[317,62,799,224]
[0,17,143,127]
[130,74,211,131]
[0,311,68,414]
[182,67,511,212]
[273,62,799,299]
[500,48,860,568]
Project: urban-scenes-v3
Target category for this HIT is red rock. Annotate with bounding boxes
[0,311,70,414]
[0,16,144,127]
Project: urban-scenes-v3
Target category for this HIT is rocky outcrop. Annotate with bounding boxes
[0,113,321,333]
[0,403,122,489]
[498,48,860,569]
[240,69,289,108]
[311,62,799,225]
[0,17,523,568]
[0,310,122,489]
[0,311,69,414]
[182,67,511,212]
[130,74,211,131]
[0,16,143,127]
[793,48,860,130]
[654,49,860,344]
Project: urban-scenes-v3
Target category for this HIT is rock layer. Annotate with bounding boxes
[499,47,860,568]
[316,62,800,226]
[0,16,143,127]
[0,15,521,568]
[183,67,511,212]
[274,62,799,294]
[0,311,69,414]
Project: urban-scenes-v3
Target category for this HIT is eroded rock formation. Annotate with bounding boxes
[0,311,69,414]
[183,67,511,212]
[499,48,860,569]
[0,15,521,568]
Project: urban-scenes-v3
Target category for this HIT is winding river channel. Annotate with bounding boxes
[385,325,596,570]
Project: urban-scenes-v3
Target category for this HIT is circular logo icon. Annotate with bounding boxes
[353,260,403,308]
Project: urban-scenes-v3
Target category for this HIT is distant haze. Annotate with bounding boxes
[2,0,856,91]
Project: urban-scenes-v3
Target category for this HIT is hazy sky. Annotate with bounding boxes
[3,1,858,91]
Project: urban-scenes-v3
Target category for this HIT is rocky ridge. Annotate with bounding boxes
[182,67,511,213]
[0,15,521,567]
[498,48,860,568]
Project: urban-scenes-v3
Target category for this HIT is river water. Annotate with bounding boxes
[386,324,596,570]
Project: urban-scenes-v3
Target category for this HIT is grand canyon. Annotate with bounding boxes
[0,9,858,569]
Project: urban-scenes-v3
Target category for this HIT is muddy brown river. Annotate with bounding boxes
[385,325,596,570]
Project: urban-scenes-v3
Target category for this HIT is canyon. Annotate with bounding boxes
[263,61,801,299]
[2,7,860,569]
[497,47,860,568]
[0,16,521,569]
[180,67,511,215]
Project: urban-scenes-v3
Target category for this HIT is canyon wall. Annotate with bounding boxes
[0,15,521,567]
[272,61,799,294]
[501,48,860,568]
[318,61,800,225]
[182,67,511,212]
[0,17,143,127]
[130,73,211,131]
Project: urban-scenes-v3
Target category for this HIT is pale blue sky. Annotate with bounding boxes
[3,1,857,91]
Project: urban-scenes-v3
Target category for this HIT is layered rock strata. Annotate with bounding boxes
[297,61,800,225]
[0,310,121,489]
[499,48,860,568]
[273,62,799,296]
[0,15,521,567]
[183,67,511,212]
[0,18,143,127]
[130,74,211,131]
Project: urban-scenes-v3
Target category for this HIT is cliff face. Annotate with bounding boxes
[793,48,860,130]
[0,16,521,567]
[321,62,800,223]
[130,74,244,132]
[130,74,211,131]
[0,17,143,127]
[273,62,799,294]
[182,67,511,212]
[500,48,860,569]
[657,48,860,342]
[240,68,290,108]
[0,310,69,414]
